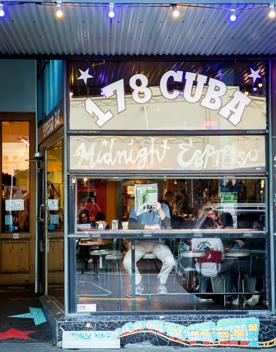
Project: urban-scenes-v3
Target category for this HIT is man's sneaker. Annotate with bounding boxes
[246,294,260,306]
[232,297,240,305]
[135,282,144,295]
[157,283,167,294]
[199,297,212,303]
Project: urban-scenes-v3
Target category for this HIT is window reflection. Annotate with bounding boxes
[47,140,64,232]
[1,121,29,232]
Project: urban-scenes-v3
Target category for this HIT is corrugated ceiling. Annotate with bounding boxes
[0,2,275,56]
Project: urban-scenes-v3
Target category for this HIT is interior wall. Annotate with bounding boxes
[0,59,36,112]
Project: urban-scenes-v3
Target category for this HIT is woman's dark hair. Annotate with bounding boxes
[95,211,106,222]
[220,212,233,228]
[79,208,90,223]
[201,217,216,229]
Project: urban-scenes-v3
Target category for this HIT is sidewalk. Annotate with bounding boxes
[0,342,275,352]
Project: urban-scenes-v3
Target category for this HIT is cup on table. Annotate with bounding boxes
[112,219,119,230]
[122,221,128,230]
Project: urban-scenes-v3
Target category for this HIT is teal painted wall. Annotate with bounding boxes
[0,59,36,112]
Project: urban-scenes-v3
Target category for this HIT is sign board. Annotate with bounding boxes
[47,199,59,211]
[70,84,266,131]
[5,199,24,211]
[77,304,97,312]
[70,135,265,172]
[38,104,64,142]
[62,330,120,349]
[221,192,238,203]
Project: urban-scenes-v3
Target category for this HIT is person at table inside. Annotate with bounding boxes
[229,236,265,306]
[194,205,221,229]
[92,211,110,230]
[191,217,226,298]
[79,208,91,225]
[123,201,175,295]
[83,195,101,222]
[77,209,92,272]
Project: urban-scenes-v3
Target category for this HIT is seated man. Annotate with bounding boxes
[123,201,175,294]
[230,237,266,306]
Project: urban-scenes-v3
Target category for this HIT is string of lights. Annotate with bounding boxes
[0,1,274,21]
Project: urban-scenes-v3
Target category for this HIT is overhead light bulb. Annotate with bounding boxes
[268,4,276,18]
[55,1,64,19]
[172,5,180,18]
[0,3,5,17]
[108,3,115,18]
[229,8,237,22]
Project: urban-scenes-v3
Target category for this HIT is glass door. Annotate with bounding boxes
[39,140,64,300]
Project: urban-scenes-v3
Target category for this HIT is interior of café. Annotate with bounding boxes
[73,176,267,312]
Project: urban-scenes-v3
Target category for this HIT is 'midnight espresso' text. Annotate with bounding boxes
[74,137,259,170]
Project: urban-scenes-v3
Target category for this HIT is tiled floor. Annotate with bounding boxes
[0,285,52,343]
[76,263,267,312]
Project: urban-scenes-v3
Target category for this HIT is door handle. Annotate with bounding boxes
[39,204,45,223]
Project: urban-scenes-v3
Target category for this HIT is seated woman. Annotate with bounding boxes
[92,211,110,230]
[191,218,224,299]
[79,208,91,224]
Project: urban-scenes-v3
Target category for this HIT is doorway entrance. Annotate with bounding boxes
[38,139,64,303]
[0,115,36,286]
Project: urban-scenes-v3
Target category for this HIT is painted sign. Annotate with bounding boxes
[70,135,265,172]
[70,72,266,131]
[62,330,120,349]
[116,317,260,348]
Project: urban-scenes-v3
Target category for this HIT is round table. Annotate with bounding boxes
[225,251,250,258]
[182,251,206,258]
[90,249,114,270]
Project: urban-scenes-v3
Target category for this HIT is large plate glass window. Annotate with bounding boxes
[73,176,267,313]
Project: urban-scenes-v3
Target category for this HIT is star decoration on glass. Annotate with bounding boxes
[9,307,47,326]
[248,68,261,84]
[0,328,35,340]
[77,68,93,85]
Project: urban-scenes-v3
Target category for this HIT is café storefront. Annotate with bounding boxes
[49,59,276,349]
